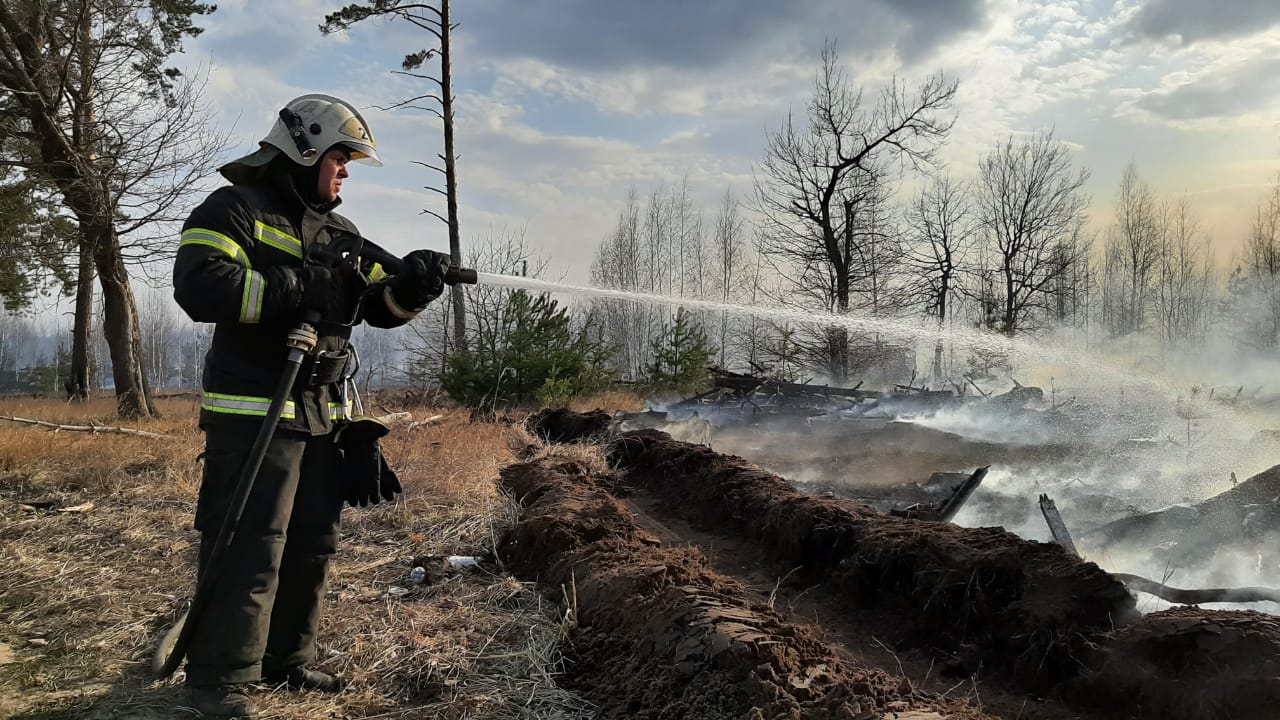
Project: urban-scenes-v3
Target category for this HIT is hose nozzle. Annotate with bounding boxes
[445,266,478,285]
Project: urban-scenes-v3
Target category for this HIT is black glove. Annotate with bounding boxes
[335,417,403,507]
[389,249,450,311]
[299,264,364,324]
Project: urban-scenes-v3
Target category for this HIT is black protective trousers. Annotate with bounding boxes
[185,422,344,687]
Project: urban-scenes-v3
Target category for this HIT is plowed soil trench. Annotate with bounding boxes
[499,455,995,720]
[616,494,1077,720]
[506,415,1280,719]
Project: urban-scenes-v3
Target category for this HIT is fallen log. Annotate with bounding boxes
[0,414,168,438]
[886,467,988,522]
[937,466,988,522]
[1112,573,1280,605]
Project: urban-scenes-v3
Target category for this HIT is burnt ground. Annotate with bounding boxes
[502,416,1280,720]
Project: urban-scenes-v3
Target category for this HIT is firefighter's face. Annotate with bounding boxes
[316,148,350,202]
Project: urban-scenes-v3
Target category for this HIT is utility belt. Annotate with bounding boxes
[298,348,354,387]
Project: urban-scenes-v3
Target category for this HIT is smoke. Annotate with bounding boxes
[700,361,1280,614]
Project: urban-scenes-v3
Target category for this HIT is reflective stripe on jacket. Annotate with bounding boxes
[174,172,413,435]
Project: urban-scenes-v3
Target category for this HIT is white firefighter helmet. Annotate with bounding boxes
[219,93,381,184]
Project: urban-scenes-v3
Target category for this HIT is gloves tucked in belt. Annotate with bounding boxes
[335,417,403,507]
[389,249,450,311]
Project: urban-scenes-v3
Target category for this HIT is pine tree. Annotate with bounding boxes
[441,291,614,406]
[646,309,714,393]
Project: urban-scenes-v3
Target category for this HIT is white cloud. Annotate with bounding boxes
[162,0,1280,291]
[1113,33,1280,130]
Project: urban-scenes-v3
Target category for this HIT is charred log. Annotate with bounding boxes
[1113,573,1280,605]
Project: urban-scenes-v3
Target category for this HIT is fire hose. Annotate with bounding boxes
[153,253,476,679]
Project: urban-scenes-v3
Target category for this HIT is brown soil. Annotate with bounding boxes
[1067,607,1280,720]
[498,455,993,720]
[607,429,1137,691]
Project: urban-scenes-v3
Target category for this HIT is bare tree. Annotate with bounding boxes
[1046,222,1096,330]
[139,290,178,390]
[176,317,211,391]
[592,180,718,379]
[322,0,468,351]
[0,0,222,416]
[1100,163,1163,337]
[644,184,674,296]
[349,322,399,394]
[672,174,705,299]
[972,130,1091,334]
[592,189,653,379]
[1154,197,1215,349]
[753,42,957,379]
[1243,177,1280,349]
[708,187,751,368]
[904,173,975,379]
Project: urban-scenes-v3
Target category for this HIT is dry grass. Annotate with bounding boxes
[0,395,593,720]
[568,390,644,414]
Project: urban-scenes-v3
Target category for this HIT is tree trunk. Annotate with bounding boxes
[933,269,949,381]
[67,236,94,400]
[91,223,156,419]
[440,0,467,352]
[1004,267,1017,334]
[829,274,850,382]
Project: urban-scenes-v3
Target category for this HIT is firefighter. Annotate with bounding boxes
[172,93,450,719]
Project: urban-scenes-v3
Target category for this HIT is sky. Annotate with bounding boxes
[173,0,1280,284]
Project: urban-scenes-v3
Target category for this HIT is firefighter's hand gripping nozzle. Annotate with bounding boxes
[322,226,478,287]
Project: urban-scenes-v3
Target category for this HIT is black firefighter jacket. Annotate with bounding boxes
[173,173,420,435]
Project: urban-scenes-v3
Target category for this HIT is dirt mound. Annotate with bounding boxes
[608,429,1138,689]
[1200,462,1280,509]
[525,408,613,444]
[1088,463,1280,566]
[498,455,992,720]
[1068,607,1280,720]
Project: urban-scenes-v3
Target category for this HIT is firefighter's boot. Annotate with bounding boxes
[188,685,260,719]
